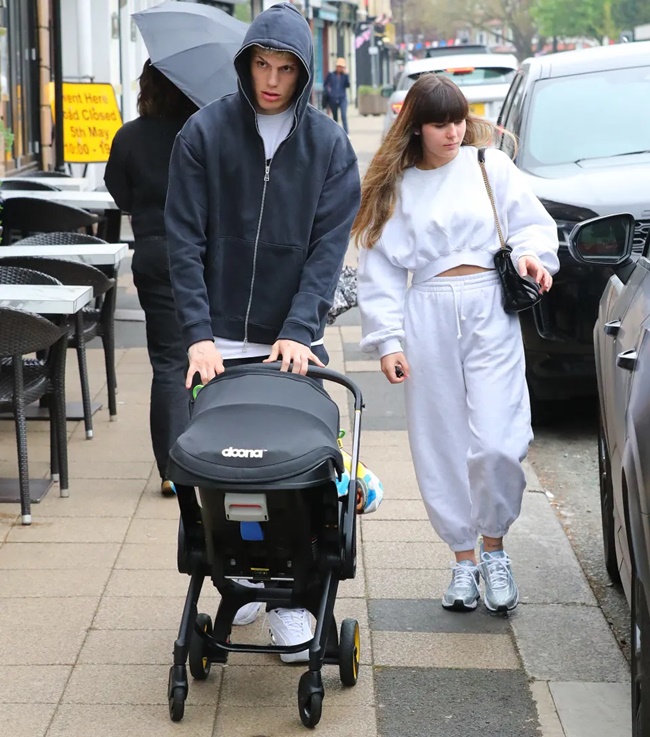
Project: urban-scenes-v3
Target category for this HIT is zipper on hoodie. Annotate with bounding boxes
[236,37,311,349]
[243,159,272,349]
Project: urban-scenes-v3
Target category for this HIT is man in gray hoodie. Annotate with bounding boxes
[165,3,360,661]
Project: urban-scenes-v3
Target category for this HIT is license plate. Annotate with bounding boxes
[469,102,486,117]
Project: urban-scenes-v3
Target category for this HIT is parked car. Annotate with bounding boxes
[568,213,650,736]
[381,53,518,136]
[425,43,490,57]
[495,41,650,409]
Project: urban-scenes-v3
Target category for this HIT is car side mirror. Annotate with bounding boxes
[568,214,635,266]
[380,86,395,98]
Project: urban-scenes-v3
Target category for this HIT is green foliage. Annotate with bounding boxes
[0,119,14,153]
[358,85,382,95]
[533,0,620,41]
[234,3,251,22]
[614,0,650,28]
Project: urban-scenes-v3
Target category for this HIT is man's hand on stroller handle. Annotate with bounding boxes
[263,340,325,375]
[186,340,225,388]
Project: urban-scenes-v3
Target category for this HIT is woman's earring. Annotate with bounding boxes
[414,130,420,136]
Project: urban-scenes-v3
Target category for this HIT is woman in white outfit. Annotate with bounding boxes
[353,74,560,613]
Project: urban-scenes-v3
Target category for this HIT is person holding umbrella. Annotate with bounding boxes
[105,2,248,496]
[104,60,198,497]
[324,57,350,133]
[165,2,360,661]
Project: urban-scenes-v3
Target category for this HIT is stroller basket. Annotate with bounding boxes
[166,364,364,728]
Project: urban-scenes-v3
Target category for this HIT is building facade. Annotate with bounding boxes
[0,0,358,180]
[0,0,51,176]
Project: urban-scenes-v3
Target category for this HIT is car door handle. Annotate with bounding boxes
[605,320,621,336]
[617,350,638,371]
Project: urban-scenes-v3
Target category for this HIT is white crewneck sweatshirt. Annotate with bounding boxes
[358,145,560,358]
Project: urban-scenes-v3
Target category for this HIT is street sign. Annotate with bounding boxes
[62,82,123,164]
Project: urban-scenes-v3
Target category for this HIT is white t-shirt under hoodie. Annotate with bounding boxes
[358,145,560,358]
[215,106,315,360]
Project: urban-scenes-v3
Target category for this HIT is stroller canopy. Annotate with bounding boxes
[168,368,343,485]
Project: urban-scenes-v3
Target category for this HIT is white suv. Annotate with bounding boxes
[382,53,518,137]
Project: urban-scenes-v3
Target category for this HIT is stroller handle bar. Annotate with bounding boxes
[200,361,363,579]
[205,361,364,411]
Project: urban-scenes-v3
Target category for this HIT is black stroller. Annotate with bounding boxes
[166,363,364,728]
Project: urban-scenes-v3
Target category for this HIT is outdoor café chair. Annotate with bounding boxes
[0,300,69,524]
[0,256,118,437]
[0,197,99,245]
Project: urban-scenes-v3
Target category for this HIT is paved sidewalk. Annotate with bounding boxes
[0,109,631,737]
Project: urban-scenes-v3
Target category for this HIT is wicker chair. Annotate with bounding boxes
[0,302,69,525]
[15,171,72,178]
[5,232,119,421]
[1,180,62,192]
[0,198,99,245]
[14,232,108,247]
[0,257,117,436]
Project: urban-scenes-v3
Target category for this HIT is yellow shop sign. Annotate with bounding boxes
[62,82,122,163]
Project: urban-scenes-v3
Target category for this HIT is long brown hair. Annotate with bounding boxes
[351,74,517,249]
[137,59,198,120]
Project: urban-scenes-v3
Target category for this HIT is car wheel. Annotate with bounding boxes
[598,415,622,585]
[632,571,650,736]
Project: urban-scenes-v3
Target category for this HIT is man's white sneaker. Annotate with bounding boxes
[232,579,264,626]
[268,607,313,663]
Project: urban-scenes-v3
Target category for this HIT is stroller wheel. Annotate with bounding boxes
[298,671,324,728]
[338,618,360,687]
[169,686,185,722]
[189,613,213,680]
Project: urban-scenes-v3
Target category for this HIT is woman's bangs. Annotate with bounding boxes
[414,75,468,125]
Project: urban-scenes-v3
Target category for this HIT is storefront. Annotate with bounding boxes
[0,0,43,174]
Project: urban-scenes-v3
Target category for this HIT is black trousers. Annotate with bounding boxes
[131,238,190,480]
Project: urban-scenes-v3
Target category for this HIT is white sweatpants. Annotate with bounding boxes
[403,271,533,552]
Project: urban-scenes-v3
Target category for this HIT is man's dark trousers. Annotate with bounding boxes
[131,238,190,480]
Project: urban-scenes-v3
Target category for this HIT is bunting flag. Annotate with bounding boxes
[355,27,372,49]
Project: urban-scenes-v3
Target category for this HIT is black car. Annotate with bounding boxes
[569,214,650,735]
[495,42,650,409]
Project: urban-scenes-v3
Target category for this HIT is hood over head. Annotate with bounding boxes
[234,3,314,123]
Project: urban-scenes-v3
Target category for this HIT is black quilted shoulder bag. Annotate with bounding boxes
[478,148,542,313]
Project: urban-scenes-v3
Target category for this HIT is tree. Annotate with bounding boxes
[423,0,541,60]
[400,0,457,41]
[614,0,650,28]
[533,0,620,43]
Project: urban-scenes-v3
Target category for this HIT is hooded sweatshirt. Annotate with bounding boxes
[164,2,361,352]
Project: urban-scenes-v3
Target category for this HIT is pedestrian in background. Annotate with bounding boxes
[105,59,198,497]
[324,57,350,133]
[353,74,559,613]
[165,3,360,659]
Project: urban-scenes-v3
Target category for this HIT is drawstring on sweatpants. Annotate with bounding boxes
[448,283,466,339]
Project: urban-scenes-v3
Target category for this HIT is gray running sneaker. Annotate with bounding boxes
[480,548,519,613]
[442,560,480,611]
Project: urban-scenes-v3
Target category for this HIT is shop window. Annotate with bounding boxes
[0,0,41,173]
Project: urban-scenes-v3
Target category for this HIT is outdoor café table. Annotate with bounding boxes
[0,245,127,423]
[0,243,129,269]
[0,189,122,242]
[0,189,118,210]
[0,284,93,314]
[0,284,93,504]
[12,176,91,192]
